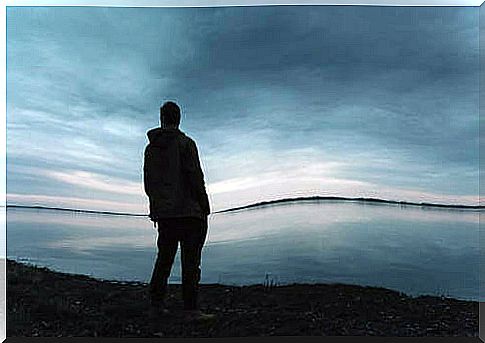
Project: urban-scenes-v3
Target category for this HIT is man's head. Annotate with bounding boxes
[160,101,181,128]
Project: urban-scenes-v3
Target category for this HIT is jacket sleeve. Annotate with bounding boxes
[184,139,211,215]
[143,145,152,197]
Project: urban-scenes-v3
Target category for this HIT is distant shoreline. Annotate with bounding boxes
[4,196,483,217]
[214,196,484,213]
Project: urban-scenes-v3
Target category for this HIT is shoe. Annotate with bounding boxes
[149,298,170,317]
[149,305,170,317]
[150,296,164,306]
[183,309,216,321]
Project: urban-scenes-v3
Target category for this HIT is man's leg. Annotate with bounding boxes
[149,219,178,304]
[180,217,208,310]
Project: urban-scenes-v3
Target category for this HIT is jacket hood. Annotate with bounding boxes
[147,127,185,145]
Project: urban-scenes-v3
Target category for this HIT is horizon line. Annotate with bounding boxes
[3,195,483,217]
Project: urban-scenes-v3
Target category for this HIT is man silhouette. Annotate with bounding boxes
[144,101,210,315]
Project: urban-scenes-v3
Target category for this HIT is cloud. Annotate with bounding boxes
[44,170,143,196]
[6,6,479,211]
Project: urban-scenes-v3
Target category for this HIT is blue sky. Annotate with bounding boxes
[6,6,479,213]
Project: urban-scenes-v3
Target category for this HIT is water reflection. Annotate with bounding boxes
[6,201,481,301]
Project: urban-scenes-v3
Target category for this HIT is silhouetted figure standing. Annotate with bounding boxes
[144,101,210,314]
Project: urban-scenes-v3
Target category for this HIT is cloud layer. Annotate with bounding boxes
[6,6,479,212]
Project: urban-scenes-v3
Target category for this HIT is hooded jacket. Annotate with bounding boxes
[143,127,210,221]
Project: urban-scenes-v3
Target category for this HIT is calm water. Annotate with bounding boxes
[6,201,481,301]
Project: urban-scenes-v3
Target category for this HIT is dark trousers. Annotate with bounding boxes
[149,216,208,310]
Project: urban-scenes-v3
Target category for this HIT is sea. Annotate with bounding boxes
[6,200,482,301]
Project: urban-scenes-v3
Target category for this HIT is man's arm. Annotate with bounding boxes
[184,139,210,215]
[143,144,158,225]
[143,145,152,197]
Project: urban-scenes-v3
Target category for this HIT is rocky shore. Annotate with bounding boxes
[7,259,478,337]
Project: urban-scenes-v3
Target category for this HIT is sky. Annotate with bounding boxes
[6,5,480,213]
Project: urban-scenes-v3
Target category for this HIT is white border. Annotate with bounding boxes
[4,0,485,7]
[1,0,6,340]
[1,1,483,342]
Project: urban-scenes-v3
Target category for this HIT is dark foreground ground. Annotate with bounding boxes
[7,259,478,337]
